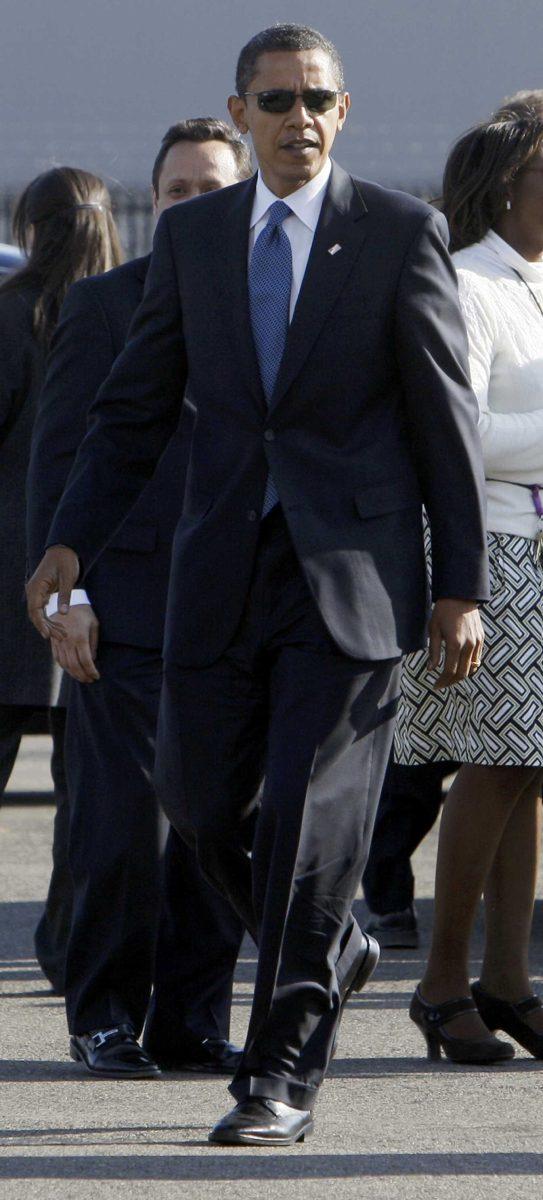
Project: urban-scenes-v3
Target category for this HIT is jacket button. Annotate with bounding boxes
[264,429,275,442]
[247,509,257,522]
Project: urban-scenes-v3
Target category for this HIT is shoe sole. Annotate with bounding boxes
[209,1120,314,1146]
[371,931,419,949]
[69,1044,161,1079]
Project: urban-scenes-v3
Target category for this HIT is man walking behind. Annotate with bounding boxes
[27,119,250,1078]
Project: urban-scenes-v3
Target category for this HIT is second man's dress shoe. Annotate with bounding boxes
[142,1034,243,1074]
[209,1098,313,1145]
[70,1023,161,1078]
[365,905,419,949]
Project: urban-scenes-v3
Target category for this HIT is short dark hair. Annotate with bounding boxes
[152,117,252,194]
[443,116,543,252]
[493,89,543,121]
[236,23,345,96]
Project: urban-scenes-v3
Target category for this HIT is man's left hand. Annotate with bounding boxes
[428,599,484,690]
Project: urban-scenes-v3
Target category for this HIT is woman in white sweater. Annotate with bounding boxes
[396,114,543,1063]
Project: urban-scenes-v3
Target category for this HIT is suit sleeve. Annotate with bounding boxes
[394,211,489,602]
[46,211,187,575]
[26,282,115,572]
[0,294,31,435]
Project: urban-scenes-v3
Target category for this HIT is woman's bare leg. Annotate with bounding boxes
[481,774,543,1031]
[419,764,540,1037]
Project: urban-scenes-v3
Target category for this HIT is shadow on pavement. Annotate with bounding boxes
[1,1151,543,1179]
[0,1059,240,1083]
[0,902,44,960]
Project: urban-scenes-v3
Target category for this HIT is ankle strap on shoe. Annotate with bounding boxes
[513,995,542,1016]
[423,996,478,1025]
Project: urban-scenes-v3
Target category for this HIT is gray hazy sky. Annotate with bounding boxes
[1,0,542,192]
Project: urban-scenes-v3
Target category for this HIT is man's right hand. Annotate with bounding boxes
[49,604,100,683]
[26,545,80,640]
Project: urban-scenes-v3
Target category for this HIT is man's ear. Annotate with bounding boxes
[228,94,249,135]
[336,92,351,133]
[151,186,159,218]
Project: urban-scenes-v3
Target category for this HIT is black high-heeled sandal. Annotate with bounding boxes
[410,986,515,1063]
[472,981,543,1059]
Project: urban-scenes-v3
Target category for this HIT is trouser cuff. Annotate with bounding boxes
[229,1073,318,1112]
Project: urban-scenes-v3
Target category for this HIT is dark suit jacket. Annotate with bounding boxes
[48,161,489,666]
[27,256,191,648]
[0,283,62,705]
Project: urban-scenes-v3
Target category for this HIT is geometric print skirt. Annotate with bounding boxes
[394,532,543,767]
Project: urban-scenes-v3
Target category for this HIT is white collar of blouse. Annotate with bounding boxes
[482,229,543,285]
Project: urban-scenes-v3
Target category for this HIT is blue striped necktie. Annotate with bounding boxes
[248,200,293,516]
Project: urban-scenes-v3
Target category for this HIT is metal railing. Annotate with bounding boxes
[0,190,155,259]
[1,182,437,263]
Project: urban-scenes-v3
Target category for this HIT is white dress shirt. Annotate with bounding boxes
[47,160,333,616]
[454,231,543,538]
[249,157,331,319]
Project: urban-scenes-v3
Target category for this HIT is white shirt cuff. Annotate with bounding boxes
[45,589,91,617]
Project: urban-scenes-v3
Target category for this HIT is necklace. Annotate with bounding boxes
[510,267,543,320]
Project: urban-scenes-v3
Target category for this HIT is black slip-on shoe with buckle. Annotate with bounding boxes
[70,1023,161,1078]
[209,1098,313,1146]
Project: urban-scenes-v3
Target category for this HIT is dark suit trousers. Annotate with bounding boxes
[363,759,457,914]
[34,707,73,993]
[157,509,401,1110]
[0,704,71,993]
[63,641,243,1038]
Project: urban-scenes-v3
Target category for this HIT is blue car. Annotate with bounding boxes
[0,242,23,275]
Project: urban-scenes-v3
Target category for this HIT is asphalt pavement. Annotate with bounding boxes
[1,737,542,1199]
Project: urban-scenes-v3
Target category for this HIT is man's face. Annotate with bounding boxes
[228,49,349,197]
[153,139,242,216]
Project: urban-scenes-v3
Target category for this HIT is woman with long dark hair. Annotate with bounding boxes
[395,115,543,1063]
[0,167,122,989]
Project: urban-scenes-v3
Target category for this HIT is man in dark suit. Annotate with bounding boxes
[28,24,488,1141]
[26,118,251,1078]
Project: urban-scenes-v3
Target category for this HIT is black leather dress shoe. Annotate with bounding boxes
[142,1035,242,1074]
[340,933,381,1011]
[209,1098,313,1146]
[328,933,380,1061]
[70,1023,161,1078]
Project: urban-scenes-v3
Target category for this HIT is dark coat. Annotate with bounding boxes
[0,284,61,705]
[48,162,489,667]
[27,256,191,648]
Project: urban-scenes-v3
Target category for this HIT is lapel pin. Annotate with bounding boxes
[328,243,342,256]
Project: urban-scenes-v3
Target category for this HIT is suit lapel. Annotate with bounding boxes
[210,175,266,413]
[270,162,368,411]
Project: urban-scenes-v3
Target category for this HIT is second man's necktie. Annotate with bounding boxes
[248,200,293,516]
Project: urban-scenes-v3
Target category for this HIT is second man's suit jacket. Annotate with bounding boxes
[47,161,489,666]
[27,256,192,649]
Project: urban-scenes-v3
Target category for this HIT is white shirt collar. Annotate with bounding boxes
[250,158,332,231]
[482,229,543,285]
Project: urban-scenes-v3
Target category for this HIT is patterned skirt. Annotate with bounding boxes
[395,532,543,767]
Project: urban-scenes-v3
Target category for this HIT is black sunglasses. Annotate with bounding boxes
[243,88,341,114]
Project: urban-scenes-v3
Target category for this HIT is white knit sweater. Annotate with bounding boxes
[454,231,543,539]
